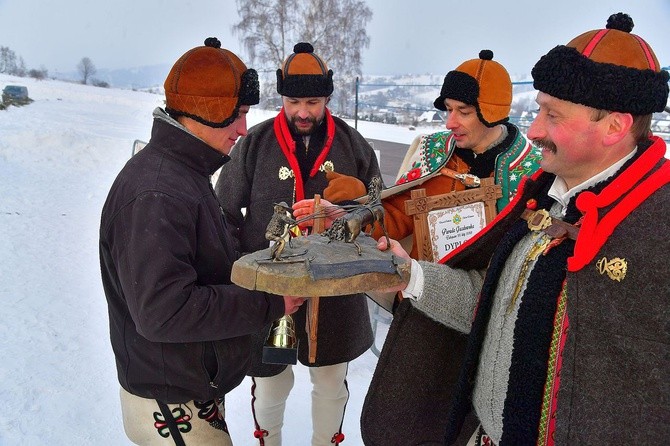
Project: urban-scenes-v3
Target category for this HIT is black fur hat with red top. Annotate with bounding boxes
[532,12,669,115]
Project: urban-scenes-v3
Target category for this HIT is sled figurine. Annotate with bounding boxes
[264,176,391,260]
[265,202,298,261]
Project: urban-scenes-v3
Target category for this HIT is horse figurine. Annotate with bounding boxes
[322,176,391,255]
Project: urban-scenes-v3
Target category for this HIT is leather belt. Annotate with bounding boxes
[521,208,580,240]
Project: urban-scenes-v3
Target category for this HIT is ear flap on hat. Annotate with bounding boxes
[239,69,260,106]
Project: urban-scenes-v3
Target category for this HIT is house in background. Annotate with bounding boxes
[417,110,444,125]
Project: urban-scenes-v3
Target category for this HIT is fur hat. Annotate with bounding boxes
[433,50,512,127]
[164,37,259,128]
[532,13,669,115]
[276,42,334,98]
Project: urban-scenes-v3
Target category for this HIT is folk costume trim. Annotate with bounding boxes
[538,285,569,446]
[442,180,574,445]
[499,204,574,446]
[494,135,542,211]
[390,126,540,212]
[377,131,457,201]
[395,131,456,184]
[569,136,670,271]
[273,107,336,202]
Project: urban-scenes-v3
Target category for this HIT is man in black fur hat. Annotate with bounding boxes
[381,13,670,445]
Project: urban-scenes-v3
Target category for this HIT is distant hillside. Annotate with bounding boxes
[94,63,171,91]
[44,64,669,136]
[55,63,171,91]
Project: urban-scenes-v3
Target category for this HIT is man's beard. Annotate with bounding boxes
[534,138,557,154]
[288,116,318,135]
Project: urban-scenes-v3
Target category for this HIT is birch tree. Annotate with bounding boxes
[233,0,372,114]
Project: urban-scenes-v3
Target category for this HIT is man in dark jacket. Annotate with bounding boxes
[381,13,670,445]
[215,43,380,446]
[99,38,305,445]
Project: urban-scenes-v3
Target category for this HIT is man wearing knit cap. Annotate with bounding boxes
[215,42,380,445]
[100,38,305,445]
[381,13,670,445]
[321,50,541,445]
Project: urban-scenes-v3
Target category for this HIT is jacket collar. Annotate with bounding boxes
[569,136,670,271]
[150,108,230,176]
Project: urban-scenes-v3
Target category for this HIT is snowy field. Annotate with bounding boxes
[0,74,417,445]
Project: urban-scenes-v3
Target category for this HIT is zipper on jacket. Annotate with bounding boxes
[204,341,219,389]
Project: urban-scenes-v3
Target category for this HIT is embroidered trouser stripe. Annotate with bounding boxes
[156,401,187,446]
[309,363,349,445]
[251,367,294,446]
[251,363,350,445]
[119,387,233,445]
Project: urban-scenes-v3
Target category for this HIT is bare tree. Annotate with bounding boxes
[0,46,18,74]
[28,67,49,80]
[15,56,26,77]
[77,57,97,85]
[233,0,372,114]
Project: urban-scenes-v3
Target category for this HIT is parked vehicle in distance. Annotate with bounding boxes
[2,85,32,106]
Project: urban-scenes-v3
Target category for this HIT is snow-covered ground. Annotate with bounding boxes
[0,74,417,445]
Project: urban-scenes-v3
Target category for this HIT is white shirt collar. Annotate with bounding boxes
[548,149,637,216]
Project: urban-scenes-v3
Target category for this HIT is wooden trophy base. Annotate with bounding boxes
[231,234,410,296]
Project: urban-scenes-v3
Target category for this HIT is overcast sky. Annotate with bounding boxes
[1,0,668,79]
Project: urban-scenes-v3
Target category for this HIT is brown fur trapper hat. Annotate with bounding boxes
[532,13,669,115]
[277,42,334,98]
[433,50,512,127]
[164,37,259,128]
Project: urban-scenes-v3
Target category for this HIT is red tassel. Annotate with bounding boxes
[254,429,268,438]
[331,432,345,444]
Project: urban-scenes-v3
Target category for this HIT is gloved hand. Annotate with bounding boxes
[323,171,366,203]
[292,198,344,230]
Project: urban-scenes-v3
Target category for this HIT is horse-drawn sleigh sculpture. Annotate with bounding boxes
[230,175,407,297]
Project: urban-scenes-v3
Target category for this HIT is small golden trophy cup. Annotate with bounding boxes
[262,315,298,364]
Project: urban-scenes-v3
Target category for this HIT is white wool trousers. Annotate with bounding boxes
[251,363,350,446]
[119,387,234,445]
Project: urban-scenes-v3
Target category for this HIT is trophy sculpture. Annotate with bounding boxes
[230,180,412,364]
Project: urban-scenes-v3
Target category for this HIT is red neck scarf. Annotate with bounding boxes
[273,108,335,202]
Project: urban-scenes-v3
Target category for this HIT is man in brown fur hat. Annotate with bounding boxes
[100,38,305,445]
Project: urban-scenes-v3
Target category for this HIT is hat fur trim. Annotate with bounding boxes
[276,69,334,98]
[532,45,669,114]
